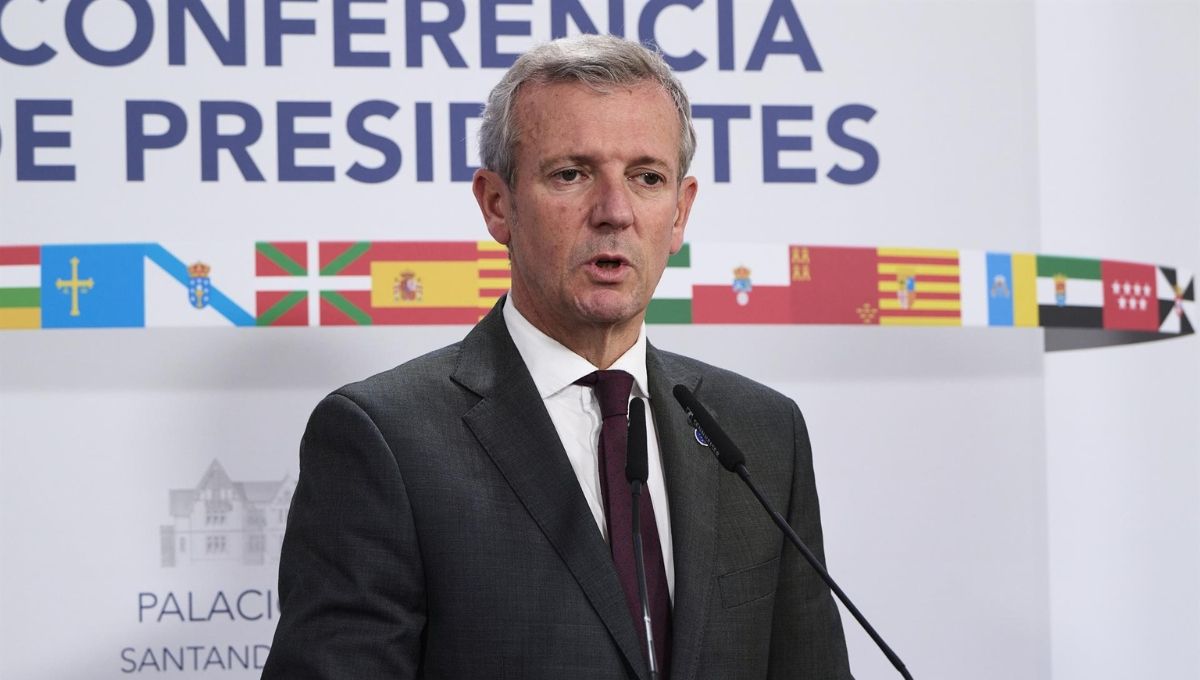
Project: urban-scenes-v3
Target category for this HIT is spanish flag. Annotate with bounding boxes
[318,241,510,325]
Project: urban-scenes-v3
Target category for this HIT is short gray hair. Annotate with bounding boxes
[478,34,697,186]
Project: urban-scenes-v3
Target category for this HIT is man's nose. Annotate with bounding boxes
[588,172,635,230]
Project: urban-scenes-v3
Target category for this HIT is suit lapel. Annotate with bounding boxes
[453,304,649,680]
[646,345,718,680]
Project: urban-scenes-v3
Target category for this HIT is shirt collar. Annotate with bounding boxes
[503,295,649,401]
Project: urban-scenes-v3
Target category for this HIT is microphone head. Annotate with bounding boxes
[672,385,746,472]
[625,398,649,483]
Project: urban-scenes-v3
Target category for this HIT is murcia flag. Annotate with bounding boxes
[1157,267,1195,335]
[318,241,510,325]
[1036,255,1103,328]
[789,245,880,325]
[876,248,961,326]
[0,246,41,329]
[1101,260,1158,332]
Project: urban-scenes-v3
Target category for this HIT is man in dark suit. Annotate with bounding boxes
[263,34,852,679]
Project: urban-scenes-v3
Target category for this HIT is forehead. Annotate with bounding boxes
[511,79,681,168]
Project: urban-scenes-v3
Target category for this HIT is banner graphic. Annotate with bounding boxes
[2,241,1193,341]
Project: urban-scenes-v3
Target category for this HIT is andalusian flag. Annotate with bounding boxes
[0,246,41,329]
[318,241,510,325]
[1036,255,1103,328]
[647,245,692,324]
[876,248,961,326]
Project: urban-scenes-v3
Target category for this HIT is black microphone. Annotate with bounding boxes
[672,385,914,680]
[625,397,659,680]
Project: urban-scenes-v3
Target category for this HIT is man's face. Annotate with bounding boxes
[475,79,698,342]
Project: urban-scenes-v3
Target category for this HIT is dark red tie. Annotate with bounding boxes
[576,370,672,678]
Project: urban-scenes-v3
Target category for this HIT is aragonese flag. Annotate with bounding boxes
[876,248,961,326]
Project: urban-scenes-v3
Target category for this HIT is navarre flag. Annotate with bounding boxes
[318,241,510,325]
[1157,267,1195,335]
[1036,255,1103,328]
[1101,260,1158,332]
[876,248,961,326]
[789,245,879,325]
[144,243,255,327]
[255,241,311,327]
[647,244,692,324]
[0,246,41,330]
[40,244,146,328]
[691,243,791,324]
[958,251,1038,327]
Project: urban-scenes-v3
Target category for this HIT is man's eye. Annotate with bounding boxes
[557,169,581,182]
[638,172,664,186]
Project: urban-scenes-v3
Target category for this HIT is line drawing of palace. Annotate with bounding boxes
[161,459,294,568]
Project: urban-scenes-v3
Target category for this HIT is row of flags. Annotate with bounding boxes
[0,241,1194,338]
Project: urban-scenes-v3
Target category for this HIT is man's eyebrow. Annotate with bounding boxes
[536,154,674,175]
[538,155,596,173]
[627,155,672,172]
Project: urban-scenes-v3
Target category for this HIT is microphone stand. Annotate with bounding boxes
[673,385,913,680]
[630,478,658,680]
[626,397,658,680]
[732,461,912,680]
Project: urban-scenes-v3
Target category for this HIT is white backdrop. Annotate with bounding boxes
[1,1,1197,679]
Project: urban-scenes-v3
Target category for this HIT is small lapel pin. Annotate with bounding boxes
[694,428,710,447]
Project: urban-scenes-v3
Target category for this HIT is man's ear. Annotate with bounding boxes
[670,175,699,254]
[473,169,512,245]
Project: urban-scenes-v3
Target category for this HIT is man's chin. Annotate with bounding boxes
[572,292,645,329]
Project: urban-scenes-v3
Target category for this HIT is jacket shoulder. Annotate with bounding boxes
[329,342,465,413]
[654,348,795,411]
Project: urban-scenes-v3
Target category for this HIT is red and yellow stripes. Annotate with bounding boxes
[318,241,510,325]
[876,248,961,326]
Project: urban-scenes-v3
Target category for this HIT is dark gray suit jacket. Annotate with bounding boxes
[263,302,852,679]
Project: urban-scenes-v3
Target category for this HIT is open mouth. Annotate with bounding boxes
[595,259,623,269]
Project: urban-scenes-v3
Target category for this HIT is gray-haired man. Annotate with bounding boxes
[263,34,852,680]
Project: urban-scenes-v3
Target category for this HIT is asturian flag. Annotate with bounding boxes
[40,244,146,329]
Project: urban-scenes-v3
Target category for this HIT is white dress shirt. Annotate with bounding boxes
[503,296,675,601]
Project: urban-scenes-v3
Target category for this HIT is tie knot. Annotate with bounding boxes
[575,370,635,419]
